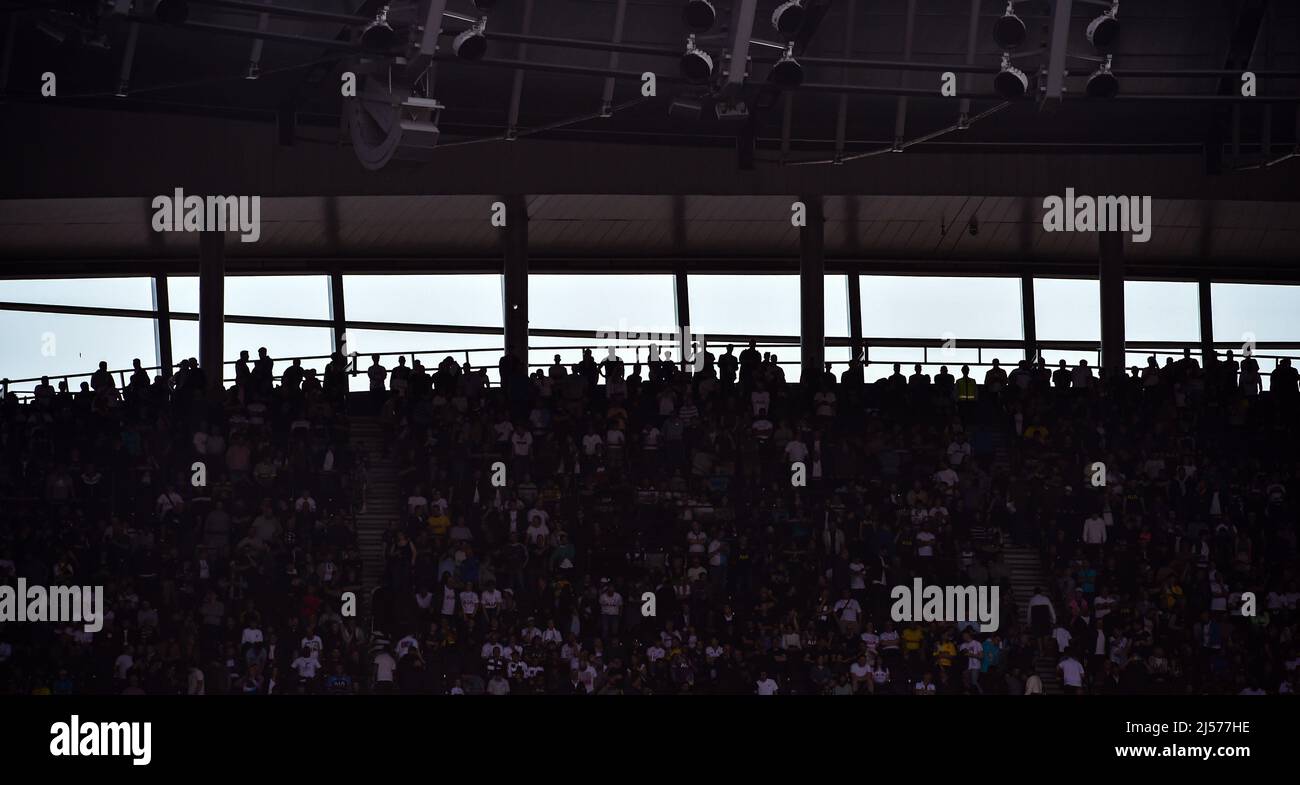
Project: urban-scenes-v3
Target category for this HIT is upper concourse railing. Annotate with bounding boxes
[5,336,1299,400]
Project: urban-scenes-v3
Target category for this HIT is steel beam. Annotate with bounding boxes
[1099,229,1125,375]
[502,195,529,364]
[198,231,225,390]
[1044,0,1075,103]
[799,194,826,383]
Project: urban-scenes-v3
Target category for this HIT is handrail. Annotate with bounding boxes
[4,338,1298,397]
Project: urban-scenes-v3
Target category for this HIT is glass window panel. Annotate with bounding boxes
[1125,281,1199,342]
[1038,350,1101,371]
[345,328,503,390]
[825,275,849,339]
[531,274,676,334]
[689,274,799,337]
[861,275,1022,340]
[0,277,155,310]
[1035,278,1101,341]
[0,312,157,393]
[168,275,331,320]
[170,321,332,385]
[529,333,665,375]
[1211,283,1300,344]
[342,274,503,327]
[825,345,853,369]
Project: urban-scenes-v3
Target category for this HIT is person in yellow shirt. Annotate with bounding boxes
[956,364,978,402]
[428,510,451,537]
[933,632,957,673]
[901,623,925,666]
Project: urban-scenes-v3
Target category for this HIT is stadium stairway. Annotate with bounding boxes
[1003,544,1063,695]
[350,416,396,617]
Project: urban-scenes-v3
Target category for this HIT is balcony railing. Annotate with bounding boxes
[4,336,1298,401]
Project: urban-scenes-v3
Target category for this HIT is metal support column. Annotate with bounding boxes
[1044,0,1075,103]
[1198,276,1214,363]
[675,267,691,372]
[502,195,529,366]
[1099,230,1126,376]
[799,195,825,383]
[847,273,863,363]
[1021,273,1037,362]
[329,265,347,354]
[199,231,226,391]
[153,273,173,380]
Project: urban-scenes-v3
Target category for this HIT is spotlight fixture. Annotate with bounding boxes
[682,0,716,32]
[992,2,1026,50]
[1087,55,1119,98]
[679,35,714,84]
[771,0,806,39]
[453,18,488,60]
[1086,3,1120,50]
[769,43,803,88]
[993,53,1028,99]
[154,0,189,23]
[360,5,397,51]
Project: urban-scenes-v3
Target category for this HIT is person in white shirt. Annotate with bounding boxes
[784,437,809,464]
[1027,588,1057,652]
[1024,672,1044,695]
[1058,654,1086,694]
[292,647,321,689]
[1082,511,1108,547]
[686,522,707,555]
[240,623,265,647]
[373,649,397,692]
[440,576,458,618]
[755,672,779,695]
[847,654,872,692]
[114,646,135,680]
[960,631,984,693]
[833,591,862,637]
[480,583,503,619]
[1052,624,1073,656]
[934,464,959,487]
[581,430,603,457]
[541,621,563,645]
[947,437,971,467]
[459,582,480,620]
[599,585,623,640]
[913,673,937,695]
[525,515,550,548]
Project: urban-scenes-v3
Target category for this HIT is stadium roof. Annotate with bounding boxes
[3,0,1300,277]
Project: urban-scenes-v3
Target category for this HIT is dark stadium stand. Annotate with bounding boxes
[2,344,1296,695]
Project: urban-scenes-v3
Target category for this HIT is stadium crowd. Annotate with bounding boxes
[1,341,1297,696]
